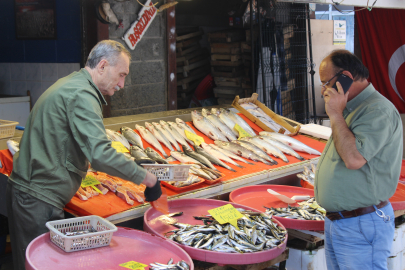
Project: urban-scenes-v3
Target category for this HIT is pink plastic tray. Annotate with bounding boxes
[143,198,287,265]
[230,185,324,231]
[26,227,193,270]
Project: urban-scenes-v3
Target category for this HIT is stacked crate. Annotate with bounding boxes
[281,25,295,119]
[176,27,210,108]
[208,29,252,105]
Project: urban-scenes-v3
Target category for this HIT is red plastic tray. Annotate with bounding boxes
[161,179,205,192]
[143,198,287,265]
[26,227,193,270]
[229,185,323,231]
[300,180,405,211]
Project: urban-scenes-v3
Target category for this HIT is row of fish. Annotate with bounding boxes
[264,197,326,221]
[240,102,290,134]
[165,210,287,253]
[149,259,190,270]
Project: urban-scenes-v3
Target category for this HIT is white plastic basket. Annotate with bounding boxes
[45,215,117,252]
[142,164,191,181]
[0,120,18,139]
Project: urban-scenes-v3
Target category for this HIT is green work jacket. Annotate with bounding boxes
[9,68,147,209]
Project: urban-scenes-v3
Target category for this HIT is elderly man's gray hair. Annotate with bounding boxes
[86,40,131,68]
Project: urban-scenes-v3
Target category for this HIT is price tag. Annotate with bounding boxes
[207,204,244,230]
[185,130,204,146]
[119,261,148,270]
[234,124,252,139]
[81,175,100,188]
[111,141,129,153]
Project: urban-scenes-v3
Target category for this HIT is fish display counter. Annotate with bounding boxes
[0,105,326,224]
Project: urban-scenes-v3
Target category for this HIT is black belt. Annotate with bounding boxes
[326,200,389,221]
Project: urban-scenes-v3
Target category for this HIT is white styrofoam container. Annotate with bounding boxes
[286,246,327,270]
[387,249,405,270]
[390,221,405,256]
[299,123,331,140]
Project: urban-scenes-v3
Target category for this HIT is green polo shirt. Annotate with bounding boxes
[315,83,402,212]
[9,68,147,209]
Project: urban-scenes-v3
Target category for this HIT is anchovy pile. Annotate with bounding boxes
[149,258,190,270]
[296,164,316,185]
[264,198,325,221]
[165,210,287,253]
[63,227,98,236]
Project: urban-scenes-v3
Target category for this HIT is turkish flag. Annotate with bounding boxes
[356,8,405,113]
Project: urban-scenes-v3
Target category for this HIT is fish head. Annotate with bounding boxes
[130,145,143,152]
[191,110,203,121]
[152,122,160,128]
[214,140,227,147]
[201,108,210,117]
[144,122,152,128]
[176,118,185,125]
[160,120,168,127]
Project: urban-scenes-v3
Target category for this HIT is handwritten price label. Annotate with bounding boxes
[119,261,148,270]
[234,124,252,139]
[185,130,204,146]
[111,141,129,153]
[81,175,100,188]
[208,204,243,230]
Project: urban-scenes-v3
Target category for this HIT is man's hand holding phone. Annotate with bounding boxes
[323,81,350,118]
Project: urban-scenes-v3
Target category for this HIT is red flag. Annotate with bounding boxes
[356,8,405,113]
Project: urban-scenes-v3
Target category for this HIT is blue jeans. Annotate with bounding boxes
[324,203,395,270]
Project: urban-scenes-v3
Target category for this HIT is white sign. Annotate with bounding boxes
[333,20,346,45]
[123,0,157,50]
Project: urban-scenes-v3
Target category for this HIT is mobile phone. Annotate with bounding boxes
[332,74,353,94]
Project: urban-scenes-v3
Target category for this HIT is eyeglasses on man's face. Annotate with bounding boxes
[320,70,343,89]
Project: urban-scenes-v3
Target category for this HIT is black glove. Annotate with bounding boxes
[144,180,162,202]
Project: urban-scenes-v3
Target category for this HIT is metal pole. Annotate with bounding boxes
[258,0,267,106]
[307,5,317,124]
[250,0,255,94]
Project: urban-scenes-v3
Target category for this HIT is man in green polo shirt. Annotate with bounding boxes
[315,50,402,270]
[6,40,162,270]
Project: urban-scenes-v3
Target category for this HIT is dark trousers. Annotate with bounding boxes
[6,183,64,270]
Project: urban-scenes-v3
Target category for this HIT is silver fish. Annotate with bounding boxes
[167,121,195,146]
[210,144,254,165]
[145,147,168,164]
[183,146,218,171]
[135,124,168,157]
[176,118,196,134]
[240,102,258,110]
[170,151,202,165]
[120,126,144,149]
[145,122,174,151]
[191,111,228,141]
[195,145,236,172]
[160,120,190,150]
[106,129,130,149]
[214,108,238,136]
[7,139,19,156]
[221,108,256,136]
[232,140,277,165]
[259,131,322,155]
[200,143,244,168]
[241,136,289,163]
[202,108,237,141]
[153,122,180,151]
[214,141,271,165]
[258,135,304,161]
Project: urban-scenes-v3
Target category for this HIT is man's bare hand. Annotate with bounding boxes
[141,171,158,188]
[323,82,349,118]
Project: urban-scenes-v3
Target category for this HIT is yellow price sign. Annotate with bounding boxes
[119,261,148,270]
[185,130,204,146]
[81,175,100,188]
[207,204,243,230]
[234,124,252,139]
[111,141,129,153]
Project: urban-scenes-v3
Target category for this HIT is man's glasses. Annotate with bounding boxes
[321,70,343,89]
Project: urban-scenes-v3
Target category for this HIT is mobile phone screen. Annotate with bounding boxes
[332,74,353,94]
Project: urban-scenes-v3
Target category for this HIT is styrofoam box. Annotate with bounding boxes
[391,222,405,256]
[286,246,327,270]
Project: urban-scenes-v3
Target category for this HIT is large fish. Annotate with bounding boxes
[194,144,236,172]
[145,147,168,164]
[232,140,277,165]
[135,124,168,157]
[214,141,272,165]
[246,109,284,132]
[191,110,227,141]
[161,120,192,150]
[213,108,238,136]
[130,145,157,164]
[200,143,244,168]
[183,145,218,171]
[176,118,196,134]
[241,136,289,163]
[145,122,174,151]
[168,121,195,146]
[221,108,256,136]
[152,122,180,151]
[201,108,237,141]
[258,136,304,161]
[259,131,322,155]
[120,126,144,149]
[210,144,254,165]
[171,151,203,165]
[106,129,131,149]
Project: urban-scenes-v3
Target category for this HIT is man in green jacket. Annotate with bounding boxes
[6,40,162,270]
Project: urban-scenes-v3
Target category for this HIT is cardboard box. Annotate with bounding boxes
[232,93,301,135]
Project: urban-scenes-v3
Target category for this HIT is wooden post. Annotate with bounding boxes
[166,0,177,110]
